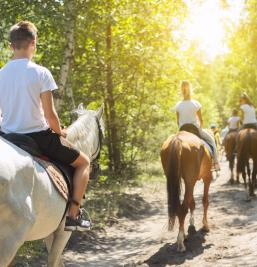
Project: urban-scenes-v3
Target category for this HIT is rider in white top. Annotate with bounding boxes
[227,109,240,131]
[0,59,57,133]
[0,21,91,231]
[176,99,201,128]
[175,81,220,170]
[240,93,257,129]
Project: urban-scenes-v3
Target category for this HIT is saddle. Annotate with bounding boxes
[179,124,214,155]
[0,133,74,202]
[228,129,238,133]
[241,123,257,131]
[180,124,201,138]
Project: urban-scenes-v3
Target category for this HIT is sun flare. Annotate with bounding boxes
[182,0,244,60]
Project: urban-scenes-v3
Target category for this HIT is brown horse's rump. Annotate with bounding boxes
[237,129,257,196]
[161,131,212,252]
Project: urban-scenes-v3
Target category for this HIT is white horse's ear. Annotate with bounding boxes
[77,103,84,112]
[96,104,104,119]
[71,103,86,116]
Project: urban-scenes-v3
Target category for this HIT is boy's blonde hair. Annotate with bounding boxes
[9,21,37,49]
[240,92,254,107]
[181,81,191,99]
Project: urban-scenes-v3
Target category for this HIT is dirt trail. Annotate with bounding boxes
[63,161,257,267]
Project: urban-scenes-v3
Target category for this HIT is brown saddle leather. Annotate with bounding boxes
[179,124,201,138]
[0,131,98,202]
[35,157,69,202]
[0,132,73,201]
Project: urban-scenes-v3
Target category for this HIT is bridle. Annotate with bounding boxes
[89,116,104,180]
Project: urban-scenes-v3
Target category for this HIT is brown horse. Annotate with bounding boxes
[224,130,239,184]
[237,128,257,197]
[161,131,212,252]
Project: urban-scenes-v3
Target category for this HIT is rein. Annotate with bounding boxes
[91,116,103,161]
[89,116,104,180]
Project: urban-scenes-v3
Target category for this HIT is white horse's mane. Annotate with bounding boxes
[67,107,104,160]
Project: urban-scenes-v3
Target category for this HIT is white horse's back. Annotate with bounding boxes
[0,137,67,266]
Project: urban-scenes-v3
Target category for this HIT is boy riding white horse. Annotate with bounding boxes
[0,21,90,231]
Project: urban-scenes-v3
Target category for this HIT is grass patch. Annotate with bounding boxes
[15,162,164,265]
[15,241,46,266]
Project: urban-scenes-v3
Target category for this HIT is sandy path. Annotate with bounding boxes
[63,161,257,267]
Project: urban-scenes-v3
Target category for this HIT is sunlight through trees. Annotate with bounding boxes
[0,0,255,175]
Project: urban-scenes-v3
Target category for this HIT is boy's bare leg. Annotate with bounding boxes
[69,152,90,218]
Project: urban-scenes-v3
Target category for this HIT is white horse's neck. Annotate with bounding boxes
[66,111,100,160]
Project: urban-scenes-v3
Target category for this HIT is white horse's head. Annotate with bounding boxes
[67,103,105,161]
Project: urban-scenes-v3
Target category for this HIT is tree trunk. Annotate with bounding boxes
[105,23,121,173]
[55,0,76,112]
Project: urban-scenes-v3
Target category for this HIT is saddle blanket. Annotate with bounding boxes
[201,140,214,157]
[34,157,69,202]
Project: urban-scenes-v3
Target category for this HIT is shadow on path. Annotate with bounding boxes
[144,227,212,267]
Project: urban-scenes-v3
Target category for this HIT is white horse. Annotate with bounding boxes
[0,104,104,267]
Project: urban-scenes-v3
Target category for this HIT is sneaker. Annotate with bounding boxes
[64,208,92,232]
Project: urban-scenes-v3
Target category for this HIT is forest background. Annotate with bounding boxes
[0,0,256,178]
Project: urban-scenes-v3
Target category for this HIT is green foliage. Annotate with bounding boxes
[0,0,255,174]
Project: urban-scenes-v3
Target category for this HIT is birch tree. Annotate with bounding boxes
[56,0,76,112]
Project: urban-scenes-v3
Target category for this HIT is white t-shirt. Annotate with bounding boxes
[227,116,240,129]
[175,100,202,128]
[0,58,58,134]
[240,104,257,124]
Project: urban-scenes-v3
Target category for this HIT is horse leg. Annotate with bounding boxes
[247,161,255,197]
[202,177,211,232]
[232,155,240,184]
[236,173,239,184]
[247,161,251,178]
[230,159,234,184]
[242,167,247,189]
[177,204,187,252]
[0,222,33,267]
[189,197,195,227]
[45,233,54,253]
[188,195,197,236]
[7,259,15,267]
[177,187,192,252]
[251,161,257,196]
[230,155,235,184]
[47,220,72,267]
[242,167,250,200]
[188,183,196,229]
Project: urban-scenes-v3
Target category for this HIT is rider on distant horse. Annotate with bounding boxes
[0,21,90,231]
[210,124,222,151]
[227,109,240,132]
[240,93,257,130]
[175,81,220,170]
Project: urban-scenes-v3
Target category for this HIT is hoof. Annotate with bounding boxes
[246,194,256,202]
[230,179,234,185]
[177,244,186,252]
[188,225,196,235]
[202,226,210,232]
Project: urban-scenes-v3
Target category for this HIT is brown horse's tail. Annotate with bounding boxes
[237,131,250,174]
[167,138,182,231]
